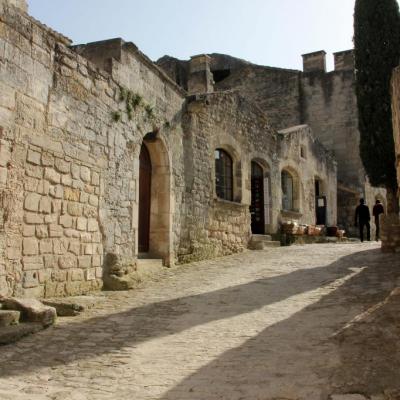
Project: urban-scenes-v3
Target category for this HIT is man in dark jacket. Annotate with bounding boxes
[355,198,370,242]
[372,199,384,241]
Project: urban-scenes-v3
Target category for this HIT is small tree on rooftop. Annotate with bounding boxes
[354,0,400,214]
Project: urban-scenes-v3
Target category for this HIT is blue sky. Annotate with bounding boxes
[28,0,367,71]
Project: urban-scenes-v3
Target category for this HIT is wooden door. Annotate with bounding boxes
[250,162,265,234]
[139,144,152,252]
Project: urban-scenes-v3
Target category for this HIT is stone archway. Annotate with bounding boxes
[137,134,173,265]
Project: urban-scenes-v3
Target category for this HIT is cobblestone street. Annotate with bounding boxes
[1,242,400,400]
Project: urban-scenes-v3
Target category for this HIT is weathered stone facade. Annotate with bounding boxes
[0,0,337,298]
[159,49,386,236]
[384,66,400,252]
[392,67,400,201]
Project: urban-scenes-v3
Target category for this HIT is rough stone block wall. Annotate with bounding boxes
[278,125,337,227]
[381,215,400,253]
[300,69,386,234]
[179,92,336,263]
[215,66,302,131]
[0,2,186,297]
[392,67,400,194]
[301,70,363,189]
[0,0,27,12]
[382,66,400,252]
[0,1,342,297]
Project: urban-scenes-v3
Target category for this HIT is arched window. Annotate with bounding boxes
[215,149,233,201]
[281,170,294,211]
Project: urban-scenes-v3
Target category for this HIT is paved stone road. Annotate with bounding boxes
[0,242,399,400]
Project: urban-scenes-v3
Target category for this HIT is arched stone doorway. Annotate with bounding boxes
[137,135,173,265]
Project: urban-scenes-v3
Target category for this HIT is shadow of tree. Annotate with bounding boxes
[0,247,398,400]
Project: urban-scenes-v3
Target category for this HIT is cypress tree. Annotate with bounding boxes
[354,0,400,213]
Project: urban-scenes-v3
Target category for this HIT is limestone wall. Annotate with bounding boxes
[0,1,340,298]
[277,125,337,227]
[300,70,364,189]
[382,66,400,252]
[157,52,387,236]
[214,66,301,131]
[392,67,400,193]
[0,0,28,12]
[0,2,185,297]
[179,92,337,263]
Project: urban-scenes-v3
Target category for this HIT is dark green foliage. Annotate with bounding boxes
[354,0,400,191]
[114,85,156,123]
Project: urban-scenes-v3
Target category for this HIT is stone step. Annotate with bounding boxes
[249,235,281,250]
[136,259,164,278]
[262,241,281,247]
[249,241,281,250]
[250,234,273,242]
[0,310,20,327]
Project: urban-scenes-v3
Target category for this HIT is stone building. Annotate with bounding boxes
[0,0,338,298]
[384,66,400,252]
[159,49,386,235]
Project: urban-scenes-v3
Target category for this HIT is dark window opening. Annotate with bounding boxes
[215,149,233,201]
[212,69,231,83]
[315,180,320,197]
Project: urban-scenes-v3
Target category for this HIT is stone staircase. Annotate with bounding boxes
[137,254,164,279]
[248,234,281,250]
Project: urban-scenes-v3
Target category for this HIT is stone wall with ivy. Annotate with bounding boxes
[0,1,186,297]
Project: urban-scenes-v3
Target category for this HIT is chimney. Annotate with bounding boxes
[333,50,354,71]
[302,50,326,73]
[188,54,214,95]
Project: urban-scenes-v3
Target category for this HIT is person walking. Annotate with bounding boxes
[372,199,384,241]
[355,198,370,242]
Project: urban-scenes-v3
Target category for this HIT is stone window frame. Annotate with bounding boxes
[212,143,242,204]
[215,148,233,201]
[281,167,300,212]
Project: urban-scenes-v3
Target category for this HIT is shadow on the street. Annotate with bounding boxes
[159,248,400,399]
[0,247,399,397]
